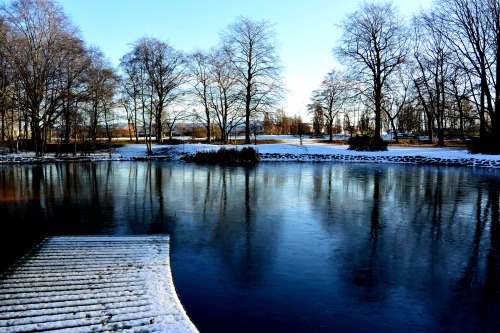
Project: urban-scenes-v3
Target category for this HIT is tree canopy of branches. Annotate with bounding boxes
[309,69,350,142]
[412,11,452,145]
[188,47,244,144]
[382,64,412,143]
[221,16,284,144]
[83,47,119,150]
[207,47,244,143]
[188,50,213,142]
[120,37,186,151]
[3,0,499,153]
[2,0,87,155]
[0,15,12,143]
[335,0,408,143]
[435,0,500,151]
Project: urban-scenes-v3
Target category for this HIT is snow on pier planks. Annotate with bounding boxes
[0,235,198,333]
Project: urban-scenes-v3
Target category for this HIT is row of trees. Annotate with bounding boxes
[1,0,498,154]
[309,0,499,152]
[0,0,284,155]
[119,15,283,154]
[0,0,119,156]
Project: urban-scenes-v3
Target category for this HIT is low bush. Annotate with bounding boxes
[348,135,388,152]
[467,135,500,155]
[193,146,260,164]
[240,146,260,162]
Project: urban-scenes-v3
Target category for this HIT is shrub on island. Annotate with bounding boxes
[348,135,388,152]
[193,146,260,164]
[467,134,500,155]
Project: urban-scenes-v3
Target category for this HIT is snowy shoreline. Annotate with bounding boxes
[2,139,500,169]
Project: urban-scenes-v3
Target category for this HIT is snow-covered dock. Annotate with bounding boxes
[0,235,198,333]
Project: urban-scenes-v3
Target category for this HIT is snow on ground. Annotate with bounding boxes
[1,135,500,167]
[111,136,500,167]
[0,236,198,333]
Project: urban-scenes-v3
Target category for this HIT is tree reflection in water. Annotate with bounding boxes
[0,162,499,332]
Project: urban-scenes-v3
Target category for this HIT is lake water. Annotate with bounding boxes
[1,161,499,332]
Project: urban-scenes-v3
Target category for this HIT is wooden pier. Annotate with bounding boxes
[0,235,198,332]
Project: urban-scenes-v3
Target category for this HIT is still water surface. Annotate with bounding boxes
[1,162,499,332]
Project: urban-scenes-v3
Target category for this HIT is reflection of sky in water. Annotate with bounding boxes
[1,162,499,332]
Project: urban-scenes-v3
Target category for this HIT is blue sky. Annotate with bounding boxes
[58,0,431,118]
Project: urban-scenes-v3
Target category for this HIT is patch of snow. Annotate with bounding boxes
[0,236,199,333]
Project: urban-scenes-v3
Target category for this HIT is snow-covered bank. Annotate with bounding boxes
[2,138,500,168]
[0,236,198,332]
[255,144,500,167]
[155,142,500,168]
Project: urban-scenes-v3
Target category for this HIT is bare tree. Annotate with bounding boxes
[59,35,89,144]
[163,106,189,140]
[140,37,186,143]
[335,0,408,142]
[435,0,500,151]
[120,44,154,154]
[2,0,85,156]
[309,103,324,136]
[119,52,142,143]
[188,50,213,142]
[120,37,186,154]
[447,64,473,143]
[274,108,290,135]
[221,16,284,144]
[309,69,350,142]
[0,15,12,142]
[412,11,453,145]
[208,47,244,144]
[82,47,118,151]
[383,64,412,143]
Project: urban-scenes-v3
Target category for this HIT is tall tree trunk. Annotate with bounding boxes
[425,109,434,144]
[245,79,251,144]
[494,7,500,147]
[155,107,163,143]
[374,76,382,140]
[205,106,211,143]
